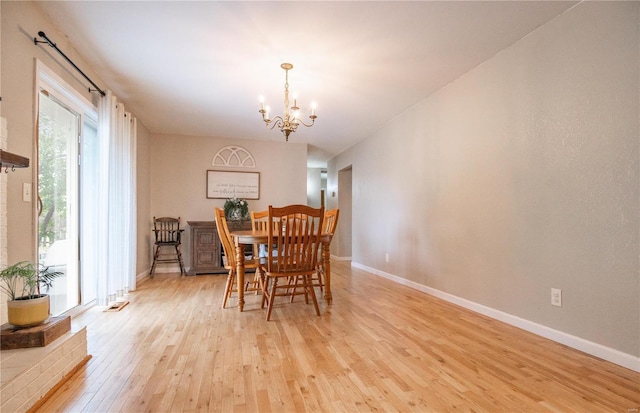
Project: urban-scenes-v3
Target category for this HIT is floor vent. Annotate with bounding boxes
[104,301,129,312]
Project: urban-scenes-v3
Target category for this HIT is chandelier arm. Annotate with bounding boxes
[265,116,285,131]
[295,118,316,128]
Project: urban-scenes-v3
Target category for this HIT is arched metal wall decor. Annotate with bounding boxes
[212,146,255,168]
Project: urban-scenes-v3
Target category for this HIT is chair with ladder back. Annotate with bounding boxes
[150,217,185,277]
[261,204,324,321]
[289,208,339,301]
[215,208,264,309]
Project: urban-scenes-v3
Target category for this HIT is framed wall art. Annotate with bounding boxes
[206,170,260,199]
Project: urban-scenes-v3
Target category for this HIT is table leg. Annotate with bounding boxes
[235,241,245,312]
[322,241,332,304]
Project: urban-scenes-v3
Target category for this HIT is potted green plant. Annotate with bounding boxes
[224,197,249,221]
[0,261,63,327]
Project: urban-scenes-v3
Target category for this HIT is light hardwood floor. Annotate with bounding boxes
[36,261,639,412]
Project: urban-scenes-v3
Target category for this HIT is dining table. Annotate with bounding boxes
[230,230,334,312]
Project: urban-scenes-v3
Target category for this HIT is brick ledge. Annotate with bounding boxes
[1,327,88,413]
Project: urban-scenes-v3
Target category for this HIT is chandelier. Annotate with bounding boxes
[259,63,317,141]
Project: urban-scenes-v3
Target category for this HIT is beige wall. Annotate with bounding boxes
[149,134,307,269]
[331,2,639,358]
[306,167,323,208]
[1,2,152,317]
[2,0,73,264]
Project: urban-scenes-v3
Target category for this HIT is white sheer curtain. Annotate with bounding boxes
[96,91,137,306]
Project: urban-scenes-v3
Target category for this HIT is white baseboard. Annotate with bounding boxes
[137,265,184,284]
[331,255,352,262]
[351,262,640,373]
[150,266,180,273]
[136,269,150,284]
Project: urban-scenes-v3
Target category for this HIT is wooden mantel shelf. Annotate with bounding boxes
[0,149,29,169]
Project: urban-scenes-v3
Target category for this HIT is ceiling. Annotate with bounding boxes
[34,1,577,167]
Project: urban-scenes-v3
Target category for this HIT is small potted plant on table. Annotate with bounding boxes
[0,261,63,327]
[224,197,249,221]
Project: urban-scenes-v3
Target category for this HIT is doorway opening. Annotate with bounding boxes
[337,166,352,259]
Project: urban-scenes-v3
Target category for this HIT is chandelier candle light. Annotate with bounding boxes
[259,63,317,141]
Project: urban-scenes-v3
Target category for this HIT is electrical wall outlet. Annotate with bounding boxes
[551,288,562,307]
[385,253,389,262]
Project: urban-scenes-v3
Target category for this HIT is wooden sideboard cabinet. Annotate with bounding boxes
[187,220,252,275]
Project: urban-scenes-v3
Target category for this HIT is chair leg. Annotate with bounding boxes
[253,272,262,295]
[176,245,185,274]
[150,245,160,277]
[253,267,264,295]
[266,277,278,321]
[306,274,321,316]
[258,268,266,298]
[288,276,309,304]
[150,245,185,276]
[317,266,324,292]
[288,276,297,303]
[261,276,269,309]
[244,271,262,293]
[222,269,236,309]
[301,276,309,304]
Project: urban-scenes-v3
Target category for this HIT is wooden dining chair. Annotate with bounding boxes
[250,210,269,259]
[289,208,339,301]
[261,204,324,321]
[316,208,340,290]
[214,208,264,309]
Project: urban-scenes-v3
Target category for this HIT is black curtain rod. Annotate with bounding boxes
[34,31,106,97]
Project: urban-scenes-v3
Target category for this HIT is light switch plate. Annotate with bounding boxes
[23,183,31,202]
[551,288,562,307]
